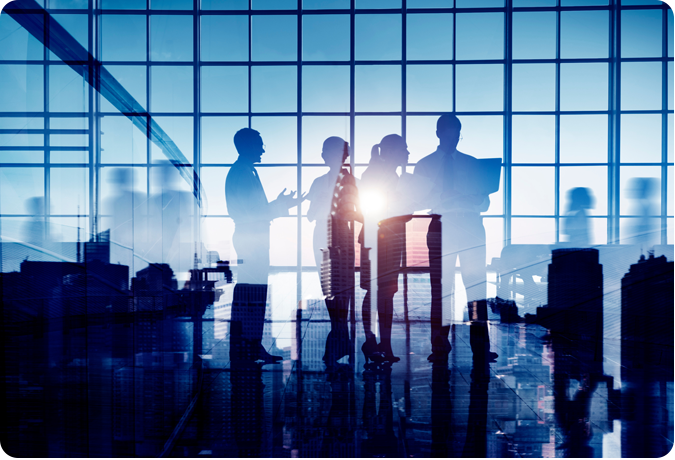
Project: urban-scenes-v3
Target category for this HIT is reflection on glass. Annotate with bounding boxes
[200,167,229,215]
[354,116,400,163]
[150,116,194,163]
[50,14,88,60]
[355,14,402,61]
[252,15,297,62]
[405,115,439,163]
[457,115,503,159]
[622,176,661,248]
[201,66,249,113]
[406,13,453,61]
[620,166,661,215]
[0,168,44,215]
[101,116,148,165]
[100,66,146,112]
[510,217,555,244]
[406,65,453,112]
[302,15,350,61]
[560,166,607,216]
[50,167,89,216]
[302,66,350,113]
[301,116,351,164]
[562,187,594,246]
[354,65,401,112]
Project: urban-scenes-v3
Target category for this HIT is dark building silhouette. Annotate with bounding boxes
[621,253,674,458]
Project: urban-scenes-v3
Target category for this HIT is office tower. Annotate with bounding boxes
[621,253,674,458]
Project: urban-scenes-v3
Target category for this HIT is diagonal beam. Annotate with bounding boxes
[3,0,204,206]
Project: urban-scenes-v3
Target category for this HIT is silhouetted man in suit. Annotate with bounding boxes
[226,128,299,363]
[414,114,491,363]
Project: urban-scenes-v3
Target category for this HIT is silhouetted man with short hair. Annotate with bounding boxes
[414,114,491,363]
[226,127,299,363]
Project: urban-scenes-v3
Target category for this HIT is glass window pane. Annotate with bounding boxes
[301,116,351,164]
[51,151,88,164]
[513,0,556,5]
[0,14,43,60]
[252,15,297,61]
[151,0,192,8]
[669,62,673,111]
[512,12,556,60]
[456,0,503,6]
[203,218,235,269]
[621,62,662,111]
[620,217,663,245]
[406,13,453,61]
[251,117,298,164]
[560,63,608,111]
[101,116,148,164]
[303,0,350,8]
[407,0,453,7]
[101,15,146,62]
[150,15,193,61]
[355,15,401,61]
[150,66,193,113]
[201,66,248,113]
[50,0,89,7]
[0,117,44,129]
[354,116,401,164]
[0,168,44,215]
[303,15,350,61]
[560,115,608,163]
[101,0,146,7]
[511,218,555,245]
[255,169,298,212]
[201,15,248,61]
[456,64,503,112]
[406,65,453,112]
[201,0,248,9]
[49,65,89,112]
[621,0,664,4]
[200,167,229,215]
[302,66,350,113]
[100,65,146,112]
[484,168,504,215]
[50,14,88,60]
[621,9,662,58]
[669,113,673,163]
[560,166,608,216]
[669,10,673,58]
[512,166,555,215]
[50,134,88,147]
[512,64,555,112]
[356,0,401,8]
[0,133,42,147]
[51,168,89,215]
[251,66,297,112]
[457,115,503,160]
[0,65,43,112]
[270,217,297,265]
[561,11,609,59]
[620,114,661,164]
[0,152,44,163]
[354,65,401,112]
[201,116,248,164]
[484,218,503,268]
[406,115,439,164]
[512,115,555,164]
[620,166,661,216]
[561,0,607,5]
[150,116,194,163]
[668,165,673,216]
[456,13,504,60]
[252,0,297,8]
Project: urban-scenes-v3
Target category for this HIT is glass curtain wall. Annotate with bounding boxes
[0,0,672,296]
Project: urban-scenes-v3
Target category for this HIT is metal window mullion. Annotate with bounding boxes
[146,4,151,224]
[610,0,621,244]
[504,0,512,246]
[350,0,355,168]
[89,0,97,238]
[194,0,201,266]
[44,10,50,236]
[297,4,303,305]
[554,1,561,243]
[661,5,668,245]
[248,1,252,128]
[452,9,456,113]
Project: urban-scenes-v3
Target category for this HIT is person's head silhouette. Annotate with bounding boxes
[436,114,462,153]
[372,134,409,169]
[234,128,264,164]
[567,187,594,213]
[321,136,348,169]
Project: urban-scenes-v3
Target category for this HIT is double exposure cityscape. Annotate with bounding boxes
[0,0,673,457]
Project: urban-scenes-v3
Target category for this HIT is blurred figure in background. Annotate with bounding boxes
[23,196,47,247]
[105,168,147,269]
[562,187,594,248]
[625,177,659,250]
[148,161,195,283]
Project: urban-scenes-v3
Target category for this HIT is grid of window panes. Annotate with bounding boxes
[0,0,672,293]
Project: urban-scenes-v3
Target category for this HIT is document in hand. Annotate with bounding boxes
[467,158,502,195]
